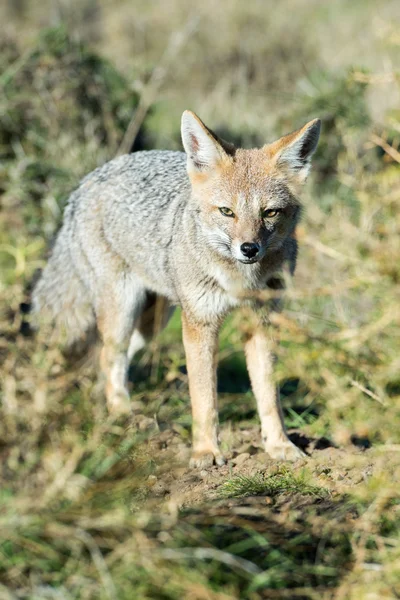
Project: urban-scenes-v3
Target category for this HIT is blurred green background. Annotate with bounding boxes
[0,1,400,599]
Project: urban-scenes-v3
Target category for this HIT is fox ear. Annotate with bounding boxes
[270,119,321,183]
[181,110,234,174]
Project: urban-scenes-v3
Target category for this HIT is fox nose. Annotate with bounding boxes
[240,242,260,259]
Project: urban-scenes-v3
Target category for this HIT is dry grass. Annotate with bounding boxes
[1,2,400,598]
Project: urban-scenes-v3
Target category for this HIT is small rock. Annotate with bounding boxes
[131,400,145,414]
[254,453,271,465]
[158,430,173,443]
[174,467,188,478]
[157,531,172,543]
[175,446,191,463]
[147,475,157,488]
[233,452,250,466]
[137,416,156,431]
[170,435,183,445]
[153,481,169,496]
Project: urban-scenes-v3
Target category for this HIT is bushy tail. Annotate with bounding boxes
[31,234,96,348]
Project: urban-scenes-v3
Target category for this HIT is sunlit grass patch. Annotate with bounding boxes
[218,467,329,500]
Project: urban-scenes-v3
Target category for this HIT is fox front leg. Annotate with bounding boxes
[245,328,305,461]
[181,311,225,468]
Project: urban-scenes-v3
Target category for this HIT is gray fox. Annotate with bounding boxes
[32,111,321,467]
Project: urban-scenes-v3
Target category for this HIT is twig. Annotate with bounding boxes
[350,379,386,406]
[375,444,400,452]
[116,16,199,156]
[0,47,35,87]
[76,529,117,600]
[353,71,398,85]
[303,236,353,262]
[370,133,400,164]
[161,546,261,575]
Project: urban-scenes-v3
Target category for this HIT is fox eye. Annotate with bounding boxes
[219,207,235,218]
[262,208,280,219]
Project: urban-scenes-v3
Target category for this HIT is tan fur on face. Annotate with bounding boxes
[189,147,301,254]
[190,145,301,206]
[189,118,320,198]
[191,148,280,193]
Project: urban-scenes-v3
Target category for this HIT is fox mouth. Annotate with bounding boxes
[237,256,262,265]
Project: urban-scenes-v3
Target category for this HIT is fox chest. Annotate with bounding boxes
[186,284,241,321]
[179,260,275,321]
[185,269,260,321]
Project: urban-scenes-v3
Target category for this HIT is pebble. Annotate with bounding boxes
[254,453,271,465]
[147,475,157,487]
[153,481,169,496]
[233,452,250,466]
[131,401,145,414]
[137,416,156,431]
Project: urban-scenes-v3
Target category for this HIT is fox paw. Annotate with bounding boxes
[264,439,306,461]
[190,450,226,469]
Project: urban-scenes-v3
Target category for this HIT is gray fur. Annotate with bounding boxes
[32,112,319,463]
[32,149,297,340]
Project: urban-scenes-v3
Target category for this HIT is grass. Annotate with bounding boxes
[1,3,400,599]
[218,467,329,499]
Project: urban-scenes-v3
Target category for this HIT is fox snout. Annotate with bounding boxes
[237,241,262,263]
[240,242,259,259]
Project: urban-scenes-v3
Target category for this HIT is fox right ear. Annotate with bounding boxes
[181,111,234,174]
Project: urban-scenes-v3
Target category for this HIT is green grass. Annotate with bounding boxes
[218,467,329,500]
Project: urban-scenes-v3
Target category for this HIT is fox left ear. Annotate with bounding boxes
[270,119,321,183]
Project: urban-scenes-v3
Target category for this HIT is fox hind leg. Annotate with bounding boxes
[99,290,173,415]
[97,278,147,415]
[126,294,174,415]
[128,294,174,362]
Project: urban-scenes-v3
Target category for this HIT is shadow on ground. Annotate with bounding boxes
[143,479,355,598]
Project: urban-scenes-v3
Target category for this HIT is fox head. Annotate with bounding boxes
[181,111,320,265]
